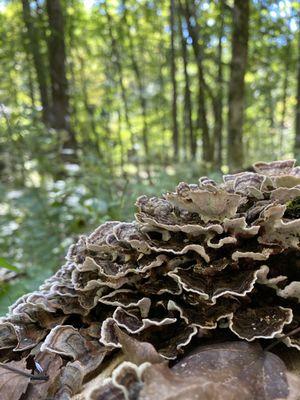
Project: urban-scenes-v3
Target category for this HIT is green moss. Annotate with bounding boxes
[284,196,300,219]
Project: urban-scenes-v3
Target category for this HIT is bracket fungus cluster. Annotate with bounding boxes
[0,160,300,399]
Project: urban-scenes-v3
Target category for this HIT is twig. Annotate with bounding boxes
[265,326,300,352]
[0,362,49,381]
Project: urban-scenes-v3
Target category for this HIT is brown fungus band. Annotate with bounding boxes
[0,160,300,399]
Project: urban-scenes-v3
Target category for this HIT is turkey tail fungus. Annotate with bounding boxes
[0,160,300,399]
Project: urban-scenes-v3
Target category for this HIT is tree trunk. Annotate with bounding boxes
[24,50,36,110]
[227,0,250,170]
[295,15,300,163]
[279,41,290,157]
[21,0,50,124]
[180,0,212,163]
[122,0,152,183]
[78,55,102,158]
[179,13,194,160]
[157,58,170,166]
[103,1,142,182]
[103,2,136,157]
[46,0,77,154]
[170,0,179,161]
[117,110,126,178]
[214,0,225,170]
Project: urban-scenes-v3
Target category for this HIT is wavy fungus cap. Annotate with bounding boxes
[0,160,299,399]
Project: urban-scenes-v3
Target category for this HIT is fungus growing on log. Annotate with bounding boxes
[0,160,300,399]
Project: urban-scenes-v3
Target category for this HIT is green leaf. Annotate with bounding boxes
[0,258,19,272]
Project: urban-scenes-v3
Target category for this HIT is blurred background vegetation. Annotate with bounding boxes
[0,0,299,314]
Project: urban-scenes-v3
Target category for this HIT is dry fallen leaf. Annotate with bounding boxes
[25,351,63,400]
[93,340,300,400]
[175,341,300,400]
[0,359,31,400]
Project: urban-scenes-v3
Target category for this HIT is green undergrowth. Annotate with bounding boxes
[0,164,222,315]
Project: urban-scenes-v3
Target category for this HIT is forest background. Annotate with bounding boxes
[0,0,299,314]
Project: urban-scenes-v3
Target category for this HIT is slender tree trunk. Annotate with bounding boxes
[21,0,50,124]
[67,3,81,150]
[24,50,36,110]
[46,0,77,154]
[117,110,126,178]
[180,0,212,163]
[77,55,102,158]
[103,1,141,180]
[157,60,169,166]
[103,3,135,154]
[279,41,290,157]
[227,0,250,170]
[214,0,225,170]
[68,60,81,138]
[295,14,300,162]
[170,0,179,161]
[179,14,194,160]
[122,0,152,183]
[103,111,115,179]
[265,48,275,154]
[268,90,275,155]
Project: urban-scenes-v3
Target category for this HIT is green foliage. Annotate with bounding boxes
[0,258,19,272]
[0,161,214,315]
[0,0,299,173]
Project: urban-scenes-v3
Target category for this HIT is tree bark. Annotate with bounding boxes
[295,14,300,163]
[227,0,250,170]
[46,0,77,153]
[214,0,225,170]
[179,13,194,160]
[21,0,50,124]
[170,0,179,161]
